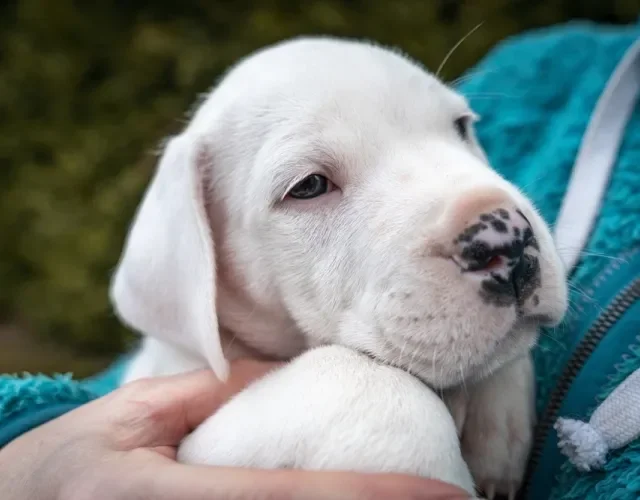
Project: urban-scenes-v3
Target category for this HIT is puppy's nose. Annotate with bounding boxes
[448,193,537,298]
[453,208,531,268]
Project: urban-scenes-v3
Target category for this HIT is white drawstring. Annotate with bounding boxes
[553,38,640,274]
[555,368,640,471]
[553,37,640,472]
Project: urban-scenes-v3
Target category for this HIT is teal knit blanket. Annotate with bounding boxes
[0,358,129,447]
[457,20,640,500]
[2,20,639,500]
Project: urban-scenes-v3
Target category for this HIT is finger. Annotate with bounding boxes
[141,463,472,500]
[110,362,281,450]
[152,445,178,460]
[100,369,219,449]
[210,358,284,409]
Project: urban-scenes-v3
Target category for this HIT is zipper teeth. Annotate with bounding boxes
[520,277,640,498]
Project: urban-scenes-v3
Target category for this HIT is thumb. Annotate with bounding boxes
[107,362,280,451]
[136,462,473,500]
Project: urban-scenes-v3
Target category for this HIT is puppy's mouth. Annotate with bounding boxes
[364,317,541,389]
[359,349,447,390]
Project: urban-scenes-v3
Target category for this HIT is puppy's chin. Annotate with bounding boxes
[458,322,539,384]
[343,313,541,390]
[423,316,547,389]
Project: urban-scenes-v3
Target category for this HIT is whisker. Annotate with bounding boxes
[537,329,567,351]
[563,292,598,318]
[567,281,592,295]
[557,248,628,264]
[435,22,484,80]
[432,348,439,395]
[458,359,468,396]
[396,338,409,369]
[225,333,238,352]
[462,92,521,100]
[450,68,499,87]
[566,283,604,313]
[512,172,552,195]
[568,285,591,304]
[407,337,421,375]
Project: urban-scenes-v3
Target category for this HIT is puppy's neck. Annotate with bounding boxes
[216,278,308,362]
[218,326,291,362]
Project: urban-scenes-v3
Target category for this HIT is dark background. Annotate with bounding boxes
[1,0,638,376]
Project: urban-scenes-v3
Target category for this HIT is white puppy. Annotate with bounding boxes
[110,37,567,498]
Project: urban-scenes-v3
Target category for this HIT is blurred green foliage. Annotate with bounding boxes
[0,0,638,357]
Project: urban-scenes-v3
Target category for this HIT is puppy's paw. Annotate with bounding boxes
[460,355,536,500]
[441,387,468,437]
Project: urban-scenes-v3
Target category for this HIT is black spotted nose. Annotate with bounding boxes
[452,207,539,301]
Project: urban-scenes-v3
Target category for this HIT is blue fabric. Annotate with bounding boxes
[1,19,639,500]
[0,358,128,448]
[526,252,640,500]
[457,19,640,500]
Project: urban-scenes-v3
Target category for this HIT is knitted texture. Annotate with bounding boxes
[0,359,127,447]
[457,20,640,500]
[550,344,640,500]
[0,373,97,421]
[0,361,126,418]
[457,20,640,415]
[1,20,640,499]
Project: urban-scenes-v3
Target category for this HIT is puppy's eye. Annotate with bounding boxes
[453,116,471,141]
[287,174,334,199]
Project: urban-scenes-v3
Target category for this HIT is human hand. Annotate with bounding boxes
[0,361,472,500]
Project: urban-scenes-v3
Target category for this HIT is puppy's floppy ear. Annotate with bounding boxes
[110,133,229,381]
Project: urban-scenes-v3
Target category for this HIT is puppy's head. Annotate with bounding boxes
[111,37,567,388]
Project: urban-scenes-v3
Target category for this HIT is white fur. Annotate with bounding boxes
[178,345,475,493]
[447,352,537,498]
[111,36,568,496]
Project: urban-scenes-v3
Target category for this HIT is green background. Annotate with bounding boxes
[1,0,638,376]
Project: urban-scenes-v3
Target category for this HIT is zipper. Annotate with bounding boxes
[519,277,640,499]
